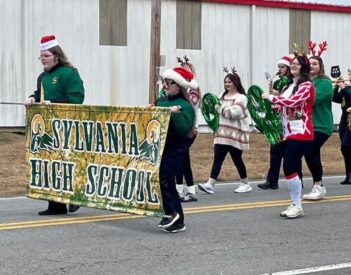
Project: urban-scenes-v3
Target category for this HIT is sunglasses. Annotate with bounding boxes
[161,78,176,85]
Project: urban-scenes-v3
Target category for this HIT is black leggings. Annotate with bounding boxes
[339,123,351,174]
[303,131,330,182]
[210,144,247,180]
[176,135,196,186]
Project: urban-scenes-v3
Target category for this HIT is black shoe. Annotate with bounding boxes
[68,205,80,213]
[180,193,198,202]
[164,222,186,233]
[38,208,68,215]
[158,212,180,228]
[257,182,278,190]
[340,177,351,185]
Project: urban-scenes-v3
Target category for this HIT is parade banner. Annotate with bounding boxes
[25,104,171,217]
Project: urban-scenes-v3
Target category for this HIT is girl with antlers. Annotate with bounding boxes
[174,56,201,202]
[302,41,334,200]
[262,51,315,219]
[198,67,252,194]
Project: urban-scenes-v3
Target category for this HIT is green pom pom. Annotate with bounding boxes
[201,93,221,133]
[277,76,288,91]
[247,85,281,144]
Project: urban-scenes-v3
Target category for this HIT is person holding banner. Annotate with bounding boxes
[332,73,351,185]
[156,67,196,233]
[198,69,251,194]
[24,35,85,215]
[302,55,333,200]
[262,54,315,219]
[258,56,292,190]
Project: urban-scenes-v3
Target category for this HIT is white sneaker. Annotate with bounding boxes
[234,183,252,193]
[176,184,184,198]
[302,185,326,200]
[280,204,304,219]
[280,204,294,217]
[198,182,214,194]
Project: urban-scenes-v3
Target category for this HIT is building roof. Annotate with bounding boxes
[203,0,351,13]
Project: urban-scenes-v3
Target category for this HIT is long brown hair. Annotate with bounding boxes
[48,46,75,68]
[283,55,311,95]
[309,56,329,78]
[221,73,246,99]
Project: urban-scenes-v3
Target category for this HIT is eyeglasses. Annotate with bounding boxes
[38,54,54,60]
[161,78,176,85]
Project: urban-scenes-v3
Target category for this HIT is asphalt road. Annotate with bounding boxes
[1,176,351,275]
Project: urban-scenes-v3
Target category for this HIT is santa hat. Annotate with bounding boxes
[40,35,59,51]
[162,67,198,89]
[277,55,293,67]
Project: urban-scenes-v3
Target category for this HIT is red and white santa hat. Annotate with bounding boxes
[40,35,59,51]
[277,55,293,67]
[162,67,198,89]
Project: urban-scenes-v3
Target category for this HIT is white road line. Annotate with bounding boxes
[0,196,27,201]
[261,262,351,275]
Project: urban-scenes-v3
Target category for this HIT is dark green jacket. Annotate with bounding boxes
[32,64,84,104]
[311,77,333,135]
[156,93,195,157]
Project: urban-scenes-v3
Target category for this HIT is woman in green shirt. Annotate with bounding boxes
[302,56,333,200]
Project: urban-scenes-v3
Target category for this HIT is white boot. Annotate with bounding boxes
[198,178,216,194]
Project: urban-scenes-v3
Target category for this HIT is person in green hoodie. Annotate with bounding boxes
[302,56,333,200]
[24,35,84,215]
[156,67,195,233]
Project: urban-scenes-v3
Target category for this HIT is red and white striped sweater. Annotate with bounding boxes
[268,81,315,141]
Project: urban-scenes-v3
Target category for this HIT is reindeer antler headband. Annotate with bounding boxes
[177,55,190,66]
[292,43,309,62]
[307,40,328,57]
[223,66,237,75]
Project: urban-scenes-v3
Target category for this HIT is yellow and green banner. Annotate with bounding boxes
[25,104,171,217]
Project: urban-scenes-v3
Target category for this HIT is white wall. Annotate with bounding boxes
[311,10,351,123]
[1,0,350,126]
[0,0,152,126]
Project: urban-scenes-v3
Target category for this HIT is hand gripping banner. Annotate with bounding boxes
[25,104,171,217]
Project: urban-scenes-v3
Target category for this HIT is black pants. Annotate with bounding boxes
[339,123,351,174]
[176,135,196,186]
[303,131,330,182]
[47,201,67,212]
[283,140,310,177]
[210,144,247,180]
[266,142,286,184]
[159,153,184,223]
